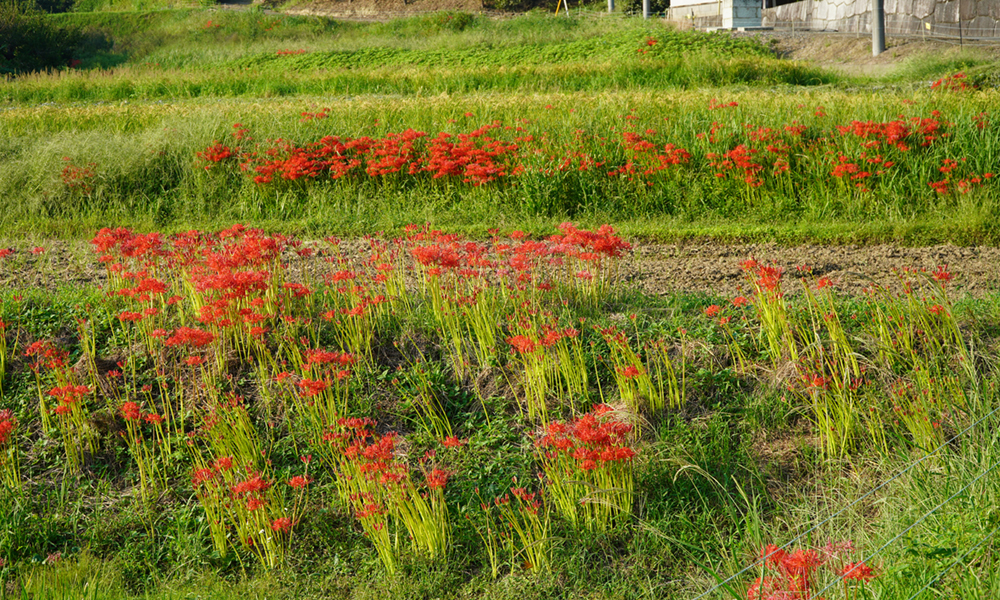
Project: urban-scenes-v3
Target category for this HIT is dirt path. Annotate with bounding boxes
[633,241,1000,298]
[4,240,1000,299]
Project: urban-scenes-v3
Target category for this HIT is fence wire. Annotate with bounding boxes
[902,524,1000,600]
[812,456,1000,599]
[690,402,1000,600]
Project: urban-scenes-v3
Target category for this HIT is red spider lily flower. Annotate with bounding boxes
[304,349,356,366]
[164,327,215,348]
[704,304,722,317]
[120,402,142,421]
[760,543,787,567]
[118,311,144,323]
[816,277,833,289]
[214,456,234,471]
[31,247,45,255]
[232,475,271,496]
[192,468,217,487]
[781,548,826,581]
[932,265,953,284]
[840,561,876,582]
[49,385,90,405]
[746,576,780,600]
[271,517,294,532]
[184,356,206,366]
[297,378,328,396]
[441,436,466,448]
[617,365,642,379]
[425,469,450,490]
[507,335,536,354]
[0,409,17,445]
[287,475,312,489]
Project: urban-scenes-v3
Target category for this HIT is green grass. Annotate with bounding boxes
[1,234,1000,598]
[1,12,1000,596]
[0,88,998,242]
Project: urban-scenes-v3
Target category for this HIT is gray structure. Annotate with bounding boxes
[667,0,1000,35]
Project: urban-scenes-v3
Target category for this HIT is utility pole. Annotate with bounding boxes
[872,0,885,56]
[643,0,649,19]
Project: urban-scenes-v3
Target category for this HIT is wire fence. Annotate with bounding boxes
[690,402,1000,600]
[812,456,1000,599]
[902,524,1000,600]
[763,19,1000,44]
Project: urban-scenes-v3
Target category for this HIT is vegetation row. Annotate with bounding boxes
[1,223,999,598]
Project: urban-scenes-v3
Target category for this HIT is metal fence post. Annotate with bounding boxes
[872,0,885,56]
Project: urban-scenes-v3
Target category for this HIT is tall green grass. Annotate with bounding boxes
[0,89,997,242]
[0,10,836,101]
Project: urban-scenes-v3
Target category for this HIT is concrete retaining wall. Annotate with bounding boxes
[666,0,761,29]
[760,0,1000,36]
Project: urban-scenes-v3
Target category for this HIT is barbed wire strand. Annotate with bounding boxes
[901,524,1000,600]
[813,457,1000,599]
[690,402,1000,600]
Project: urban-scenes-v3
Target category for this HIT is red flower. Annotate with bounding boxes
[0,409,17,445]
[617,365,642,379]
[425,469,450,490]
[271,517,294,532]
[297,378,328,396]
[441,436,466,448]
[120,402,142,421]
[932,265,953,284]
[840,561,876,582]
[287,475,312,489]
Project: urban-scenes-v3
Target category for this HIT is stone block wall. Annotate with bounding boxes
[666,0,761,28]
[665,0,724,28]
[760,0,1000,36]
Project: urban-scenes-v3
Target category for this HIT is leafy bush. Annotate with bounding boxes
[621,0,669,16]
[31,0,74,13]
[0,0,82,75]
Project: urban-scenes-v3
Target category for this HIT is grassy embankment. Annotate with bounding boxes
[1,223,1000,600]
[2,9,1000,600]
[1,9,998,243]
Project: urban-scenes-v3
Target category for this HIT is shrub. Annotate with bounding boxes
[621,0,669,16]
[0,1,82,75]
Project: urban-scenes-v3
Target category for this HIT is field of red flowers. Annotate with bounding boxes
[2,220,997,599]
[191,87,995,215]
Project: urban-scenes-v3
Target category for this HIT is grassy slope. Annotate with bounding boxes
[1,19,1000,597]
[1,8,997,243]
[1,234,999,599]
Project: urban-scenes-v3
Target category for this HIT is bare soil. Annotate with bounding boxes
[763,32,1000,77]
[6,240,1000,299]
[631,240,1000,298]
[281,0,484,20]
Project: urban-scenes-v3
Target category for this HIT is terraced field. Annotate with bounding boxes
[2,6,1000,599]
